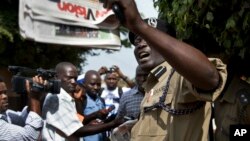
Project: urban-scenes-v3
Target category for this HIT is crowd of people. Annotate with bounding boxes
[1,0,250,141]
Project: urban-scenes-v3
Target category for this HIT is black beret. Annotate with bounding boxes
[128,18,176,45]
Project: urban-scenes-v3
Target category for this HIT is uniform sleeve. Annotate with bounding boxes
[187,58,228,101]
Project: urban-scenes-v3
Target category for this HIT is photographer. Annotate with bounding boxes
[42,62,124,140]
[0,75,46,141]
[98,65,135,116]
[98,65,135,88]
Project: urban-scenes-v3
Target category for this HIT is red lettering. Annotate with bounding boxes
[96,9,109,18]
[57,2,67,11]
[75,6,86,18]
[57,1,111,21]
[67,3,75,13]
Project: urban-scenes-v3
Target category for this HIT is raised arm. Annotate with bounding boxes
[112,65,135,88]
[0,76,45,141]
[104,0,219,91]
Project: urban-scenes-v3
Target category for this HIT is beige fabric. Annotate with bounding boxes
[131,58,227,141]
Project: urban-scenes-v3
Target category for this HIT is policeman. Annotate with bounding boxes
[103,1,227,141]
[214,56,250,141]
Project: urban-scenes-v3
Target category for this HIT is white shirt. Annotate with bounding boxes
[42,88,83,141]
[101,87,130,115]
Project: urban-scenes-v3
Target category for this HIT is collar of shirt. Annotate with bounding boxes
[143,62,170,91]
[86,93,102,103]
[0,112,8,122]
[130,86,141,96]
[103,87,117,95]
[59,88,75,102]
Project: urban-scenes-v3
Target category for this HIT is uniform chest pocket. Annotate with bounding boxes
[135,92,174,136]
[133,109,170,136]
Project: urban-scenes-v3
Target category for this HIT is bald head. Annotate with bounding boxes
[55,62,76,75]
[84,70,100,82]
[84,70,102,98]
[55,62,78,95]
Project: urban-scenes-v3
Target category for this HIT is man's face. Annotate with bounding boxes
[84,74,101,97]
[0,82,8,113]
[105,72,119,90]
[134,36,165,72]
[58,66,78,95]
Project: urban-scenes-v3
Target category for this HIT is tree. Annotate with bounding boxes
[154,0,250,76]
[0,0,109,70]
[154,0,250,57]
[0,0,113,110]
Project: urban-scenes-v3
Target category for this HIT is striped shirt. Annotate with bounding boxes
[0,107,43,141]
[116,86,144,119]
[42,88,83,141]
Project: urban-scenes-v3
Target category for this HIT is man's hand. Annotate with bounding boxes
[112,116,126,127]
[111,65,127,80]
[86,119,104,126]
[111,65,122,77]
[25,75,47,115]
[111,65,135,88]
[96,108,110,120]
[97,105,115,119]
[103,0,144,33]
[98,66,108,75]
[26,75,47,100]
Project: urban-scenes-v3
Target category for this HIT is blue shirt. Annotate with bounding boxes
[83,94,105,141]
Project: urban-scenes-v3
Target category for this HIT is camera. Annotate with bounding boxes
[8,66,61,94]
[107,66,117,73]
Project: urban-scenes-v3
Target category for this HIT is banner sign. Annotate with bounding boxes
[19,0,121,50]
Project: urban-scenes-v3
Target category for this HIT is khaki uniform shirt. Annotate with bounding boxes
[131,58,227,141]
[214,76,250,141]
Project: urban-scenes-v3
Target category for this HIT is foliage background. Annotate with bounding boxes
[154,0,250,77]
[1,0,250,110]
[0,0,249,75]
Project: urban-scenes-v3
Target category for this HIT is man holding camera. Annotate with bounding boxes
[42,62,124,140]
[0,75,45,141]
[98,65,134,117]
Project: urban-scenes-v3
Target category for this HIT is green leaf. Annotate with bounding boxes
[188,0,194,5]
[0,26,13,42]
[206,12,214,22]
[223,40,231,48]
[234,38,243,47]
[242,12,250,30]
[226,18,236,29]
[205,24,210,29]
